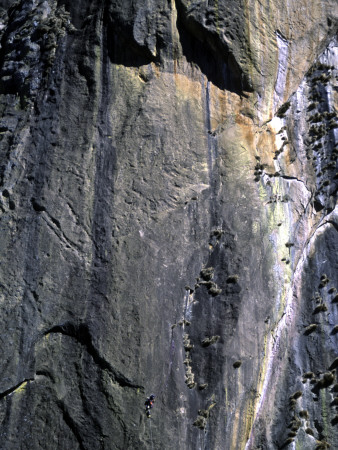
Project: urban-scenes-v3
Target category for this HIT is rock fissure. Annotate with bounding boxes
[0,378,34,401]
[46,323,144,391]
[41,211,85,255]
[57,400,86,450]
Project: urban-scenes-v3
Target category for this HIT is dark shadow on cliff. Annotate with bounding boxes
[105,28,156,67]
[103,10,155,67]
[175,6,251,94]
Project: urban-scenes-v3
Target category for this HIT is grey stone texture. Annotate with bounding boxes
[0,1,337,449]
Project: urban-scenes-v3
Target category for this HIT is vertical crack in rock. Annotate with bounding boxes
[57,400,86,450]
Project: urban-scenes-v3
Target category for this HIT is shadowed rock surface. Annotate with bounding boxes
[0,1,337,449]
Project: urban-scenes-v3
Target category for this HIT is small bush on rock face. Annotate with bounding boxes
[277,101,291,118]
[185,376,196,389]
[289,398,297,409]
[201,336,220,347]
[299,410,309,419]
[211,229,223,239]
[305,324,318,335]
[308,102,318,111]
[317,372,334,388]
[200,267,214,281]
[233,360,242,369]
[319,274,330,287]
[313,304,328,314]
[305,428,314,436]
[226,275,239,283]
[198,409,209,418]
[289,417,301,431]
[303,371,315,379]
[193,416,206,429]
[290,391,302,400]
[209,285,222,296]
[315,440,331,449]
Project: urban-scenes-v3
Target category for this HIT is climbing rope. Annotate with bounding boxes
[161,290,190,392]
[143,291,187,448]
[149,416,154,450]
[156,329,176,399]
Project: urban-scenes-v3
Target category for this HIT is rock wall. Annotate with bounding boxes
[0,1,337,449]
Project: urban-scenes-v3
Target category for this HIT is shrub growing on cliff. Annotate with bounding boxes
[313,304,328,314]
[290,391,302,400]
[315,440,331,449]
[303,371,315,379]
[193,416,206,429]
[276,101,291,118]
[319,274,330,287]
[198,409,209,418]
[288,416,301,431]
[209,285,222,296]
[200,267,214,281]
[289,398,297,409]
[299,410,309,419]
[282,437,294,447]
[308,102,318,111]
[210,229,223,239]
[226,275,239,283]
[201,336,220,347]
[304,324,318,335]
[316,372,334,389]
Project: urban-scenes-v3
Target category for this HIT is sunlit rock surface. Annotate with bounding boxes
[0,1,337,449]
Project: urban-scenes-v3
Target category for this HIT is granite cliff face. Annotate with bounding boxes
[0,1,337,449]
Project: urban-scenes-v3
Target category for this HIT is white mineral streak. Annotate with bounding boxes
[273,31,289,109]
[246,206,338,449]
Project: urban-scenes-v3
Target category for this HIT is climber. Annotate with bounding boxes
[144,394,155,418]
